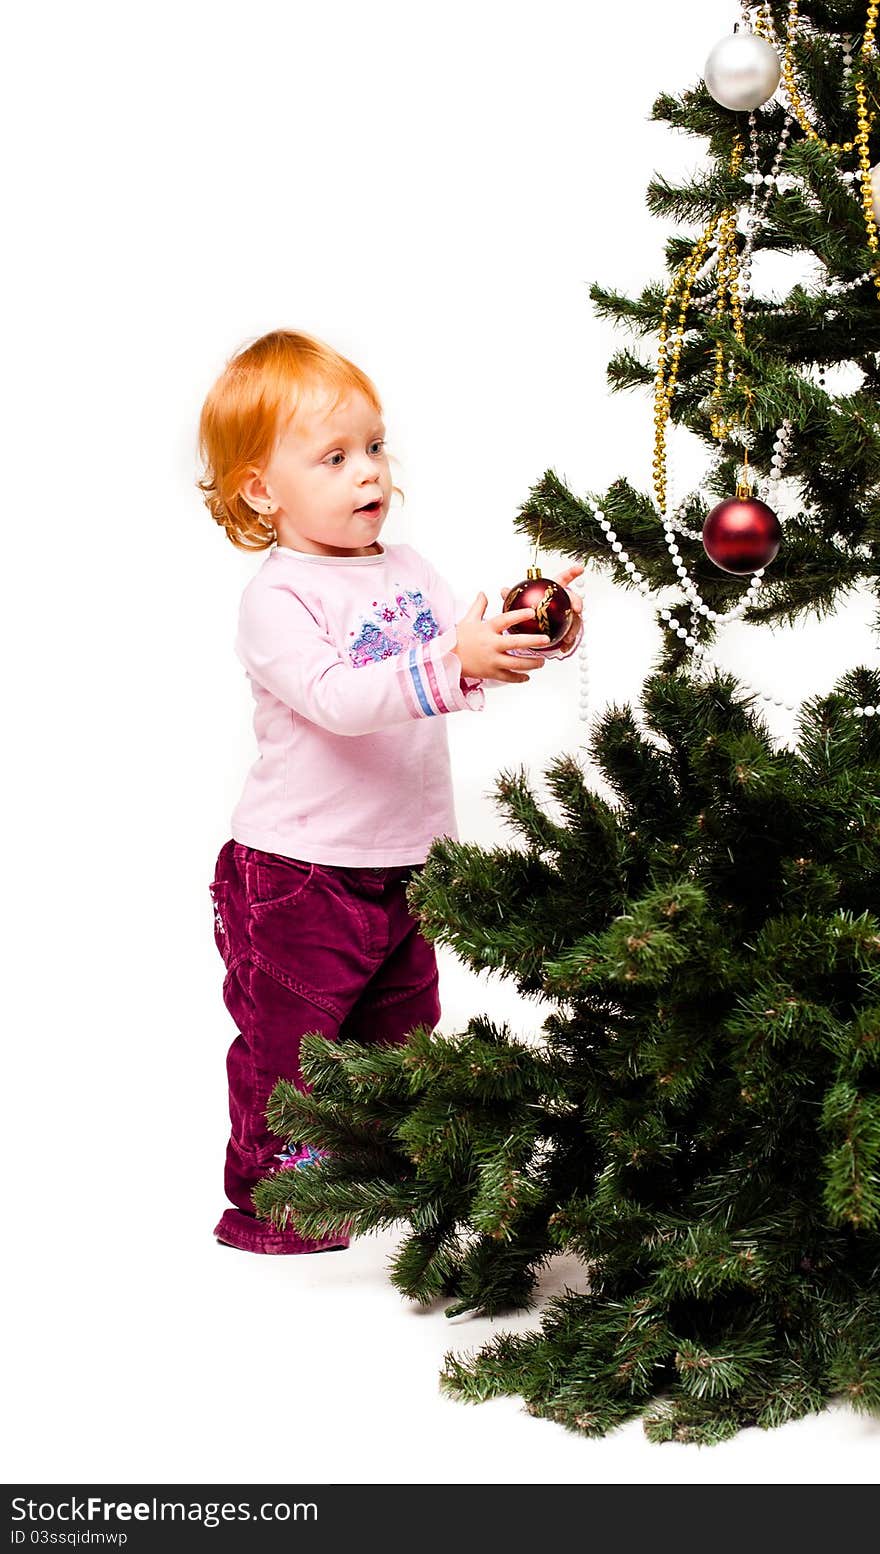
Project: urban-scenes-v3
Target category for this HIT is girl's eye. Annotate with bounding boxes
[325,440,384,467]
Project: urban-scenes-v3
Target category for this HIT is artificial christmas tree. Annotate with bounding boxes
[252,0,880,1444]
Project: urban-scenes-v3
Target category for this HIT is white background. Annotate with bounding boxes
[4,0,879,1486]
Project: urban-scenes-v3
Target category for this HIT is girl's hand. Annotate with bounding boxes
[454,593,552,683]
[499,564,585,655]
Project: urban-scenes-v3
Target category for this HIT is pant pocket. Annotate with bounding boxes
[243,849,317,911]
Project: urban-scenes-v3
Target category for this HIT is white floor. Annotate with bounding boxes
[7,944,880,1487]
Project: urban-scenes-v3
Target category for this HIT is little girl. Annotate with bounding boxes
[198,328,584,1254]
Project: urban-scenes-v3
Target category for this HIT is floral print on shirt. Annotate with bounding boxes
[347,585,441,667]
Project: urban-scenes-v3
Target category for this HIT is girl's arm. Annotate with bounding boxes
[236,575,487,736]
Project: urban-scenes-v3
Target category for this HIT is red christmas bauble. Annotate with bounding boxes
[501,572,573,653]
[702,495,781,575]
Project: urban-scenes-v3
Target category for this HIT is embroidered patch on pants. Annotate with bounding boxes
[274,1142,328,1170]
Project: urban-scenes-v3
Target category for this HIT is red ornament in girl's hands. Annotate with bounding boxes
[702,496,781,574]
[501,571,573,654]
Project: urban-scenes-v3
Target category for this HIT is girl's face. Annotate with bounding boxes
[243,387,392,556]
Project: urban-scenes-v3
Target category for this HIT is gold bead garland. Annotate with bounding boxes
[758,1,880,302]
[855,31,880,301]
[653,138,746,516]
[763,1,864,154]
[653,220,719,513]
[712,141,749,444]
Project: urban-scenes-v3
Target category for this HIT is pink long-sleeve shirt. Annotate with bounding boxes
[230,539,582,866]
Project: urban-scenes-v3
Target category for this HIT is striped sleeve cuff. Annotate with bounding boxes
[395,625,486,718]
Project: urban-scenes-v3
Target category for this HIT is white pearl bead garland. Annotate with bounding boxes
[666,418,793,548]
[575,440,876,726]
[689,108,794,316]
[741,109,793,303]
[658,423,777,632]
[753,268,874,319]
[573,492,762,725]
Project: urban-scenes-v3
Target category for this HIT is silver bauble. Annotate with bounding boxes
[704,32,781,112]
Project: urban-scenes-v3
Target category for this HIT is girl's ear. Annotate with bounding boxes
[239,470,272,512]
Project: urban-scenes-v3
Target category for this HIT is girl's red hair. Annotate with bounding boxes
[198,329,401,552]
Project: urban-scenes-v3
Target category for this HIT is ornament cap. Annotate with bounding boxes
[525,565,542,580]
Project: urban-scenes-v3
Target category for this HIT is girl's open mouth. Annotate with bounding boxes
[355,500,382,516]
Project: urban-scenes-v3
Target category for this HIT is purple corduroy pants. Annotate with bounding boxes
[208,840,441,1253]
